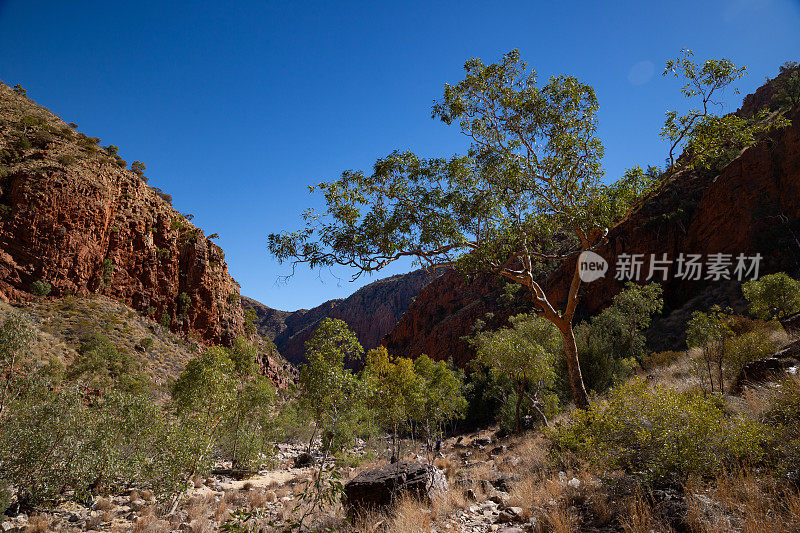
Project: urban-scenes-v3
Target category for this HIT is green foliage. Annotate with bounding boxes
[172,339,276,470]
[12,84,26,97]
[57,154,77,166]
[686,305,734,393]
[549,378,767,486]
[0,378,198,508]
[412,355,467,442]
[29,280,51,297]
[299,318,365,455]
[66,333,150,394]
[101,258,113,284]
[742,272,800,320]
[472,313,561,431]
[723,321,784,379]
[575,282,663,392]
[178,291,191,316]
[764,377,800,477]
[661,49,788,171]
[362,347,422,457]
[774,69,800,109]
[0,313,35,420]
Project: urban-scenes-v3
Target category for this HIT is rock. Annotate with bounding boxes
[344,462,448,513]
[465,489,477,502]
[293,452,316,468]
[733,356,797,392]
[486,473,516,492]
[129,499,146,512]
[1,522,13,532]
[498,507,523,523]
[472,437,492,447]
[489,445,507,456]
[497,528,525,533]
[567,477,581,488]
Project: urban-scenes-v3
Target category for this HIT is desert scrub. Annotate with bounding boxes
[549,378,767,486]
[764,376,800,477]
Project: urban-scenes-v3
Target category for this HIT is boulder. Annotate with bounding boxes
[733,357,798,392]
[344,462,447,513]
[293,452,316,468]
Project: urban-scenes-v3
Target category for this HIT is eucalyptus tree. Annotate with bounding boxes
[299,318,364,454]
[269,50,653,407]
[473,314,561,430]
[661,49,787,170]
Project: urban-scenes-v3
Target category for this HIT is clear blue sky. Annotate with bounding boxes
[1,0,798,311]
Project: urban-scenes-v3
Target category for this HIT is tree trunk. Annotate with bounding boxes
[557,322,590,409]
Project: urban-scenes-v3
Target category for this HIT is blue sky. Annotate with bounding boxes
[1,0,798,310]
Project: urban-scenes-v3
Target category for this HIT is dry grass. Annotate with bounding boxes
[95,496,114,511]
[132,515,172,533]
[619,492,667,533]
[24,515,51,533]
[390,497,432,533]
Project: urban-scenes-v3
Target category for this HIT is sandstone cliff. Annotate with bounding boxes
[385,68,800,364]
[0,81,244,346]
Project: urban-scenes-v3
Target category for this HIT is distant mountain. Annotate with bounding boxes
[243,269,444,365]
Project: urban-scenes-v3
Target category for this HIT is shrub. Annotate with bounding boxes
[101,258,113,284]
[549,378,767,486]
[764,376,800,477]
[138,337,154,352]
[723,323,784,379]
[178,292,191,316]
[742,272,800,320]
[575,282,663,392]
[12,85,26,97]
[56,154,76,166]
[29,280,51,297]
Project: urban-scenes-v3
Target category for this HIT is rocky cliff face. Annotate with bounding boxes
[385,69,800,364]
[243,269,443,365]
[0,81,245,346]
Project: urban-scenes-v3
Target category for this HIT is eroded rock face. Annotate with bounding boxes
[344,462,448,513]
[0,81,244,346]
[385,75,800,363]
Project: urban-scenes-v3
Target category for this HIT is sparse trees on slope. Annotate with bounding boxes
[269,50,654,408]
[0,312,34,420]
[473,314,561,431]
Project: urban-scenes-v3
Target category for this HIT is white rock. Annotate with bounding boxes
[567,477,581,488]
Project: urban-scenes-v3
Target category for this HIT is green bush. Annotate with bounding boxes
[763,377,800,479]
[57,154,76,166]
[575,282,663,393]
[723,323,784,379]
[29,280,51,297]
[742,272,800,320]
[549,378,767,486]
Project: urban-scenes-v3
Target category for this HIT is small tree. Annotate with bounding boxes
[171,347,236,477]
[0,313,34,420]
[12,85,26,97]
[362,347,423,459]
[412,355,467,450]
[742,272,800,320]
[299,318,364,455]
[686,306,734,394]
[225,337,276,468]
[131,160,146,177]
[661,49,787,170]
[473,314,561,431]
[775,69,800,109]
[576,282,663,392]
[29,280,51,298]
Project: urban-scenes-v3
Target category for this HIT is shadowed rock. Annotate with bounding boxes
[344,462,447,513]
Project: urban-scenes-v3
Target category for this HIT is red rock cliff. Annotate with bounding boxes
[0,81,245,346]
